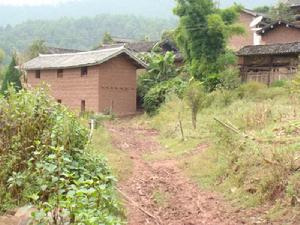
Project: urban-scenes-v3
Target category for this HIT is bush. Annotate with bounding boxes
[236,81,267,99]
[270,79,287,88]
[137,52,179,106]
[209,89,238,107]
[256,87,287,100]
[143,78,187,115]
[184,81,206,129]
[217,67,241,90]
[0,87,122,224]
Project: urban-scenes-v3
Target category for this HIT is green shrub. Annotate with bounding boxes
[256,87,287,100]
[217,67,241,90]
[184,81,206,129]
[236,81,267,99]
[209,89,238,108]
[0,87,122,224]
[143,78,187,115]
[270,79,287,88]
[137,52,179,106]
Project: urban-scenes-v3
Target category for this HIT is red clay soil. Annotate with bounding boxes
[106,120,262,225]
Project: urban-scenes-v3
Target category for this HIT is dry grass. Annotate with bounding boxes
[141,85,300,222]
[90,126,133,181]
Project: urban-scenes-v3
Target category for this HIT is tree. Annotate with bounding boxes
[173,0,243,86]
[0,48,5,81]
[254,6,271,14]
[1,55,22,94]
[184,80,206,129]
[26,40,47,60]
[102,32,114,45]
[138,51,178,104]
[269,2,294,22]
[0,48,5,64]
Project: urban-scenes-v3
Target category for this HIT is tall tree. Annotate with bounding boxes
[173,0,243,83]
[0,49,5,82]
[26,40,47,60]
[269,2,294,22]
[0,49,5,64]
[102,32,114,45]
[1,55,22,94]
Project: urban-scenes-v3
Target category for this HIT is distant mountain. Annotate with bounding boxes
[0,15,177,57]
[0,0,277,26]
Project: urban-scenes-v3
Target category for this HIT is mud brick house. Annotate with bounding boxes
[23,46,147,115]
[258,21,300,45]
[99,38,184,65]
[237,42,300,85]
[229,9,268,50]
[285,0,300,13]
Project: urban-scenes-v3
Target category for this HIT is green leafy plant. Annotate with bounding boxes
[1,55,22,94]
[137,51,179,106]
[0,87,122,224]
[143,77,187,115]
[184,80,207,129]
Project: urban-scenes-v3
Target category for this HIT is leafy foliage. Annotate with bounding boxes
[143,78,187,115]
[137,51,179,107]
[102,32,114,45]
[173,0,243,89]
[269,2,295,22]
[253,5,271,14]
[0,48,5,64]
[1,55,22,94]
[25,40,48,60]
[0,15,177,61]
[0,48,5,82]
[0,88,122,224]
[145,79,300,222]
[184,80,206,129]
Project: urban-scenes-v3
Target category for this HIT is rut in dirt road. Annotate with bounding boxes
[106,120,253,225]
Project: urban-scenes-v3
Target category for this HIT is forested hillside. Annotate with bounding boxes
[0,0,276,26]
[0,15,177,56]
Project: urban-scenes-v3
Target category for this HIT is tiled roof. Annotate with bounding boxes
[236,42,300,56]
[23,46,147,70]
[258,20,300,35]
[286,0,300,7]
[45,47,82,54]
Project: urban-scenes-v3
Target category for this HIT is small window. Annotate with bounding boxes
[57,69,64,78]
[35,70,41,79]
[81,100,86,112]
[57,99,62,104]
[81,67,88,76]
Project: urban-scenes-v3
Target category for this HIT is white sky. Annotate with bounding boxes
[0,0,78,6]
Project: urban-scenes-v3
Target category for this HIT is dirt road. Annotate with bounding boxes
[106,120,255,225]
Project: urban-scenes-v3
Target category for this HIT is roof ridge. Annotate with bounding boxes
[39,45,125,57]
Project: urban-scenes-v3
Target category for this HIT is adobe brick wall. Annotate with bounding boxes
[27,65,100,113]
[27,54,138,115]
[261,25,300,45]
[229,12,254,50]
[98,54,137,115]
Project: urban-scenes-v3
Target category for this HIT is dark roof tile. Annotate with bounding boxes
[237,42,300,56]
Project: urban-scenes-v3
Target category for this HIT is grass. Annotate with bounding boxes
[143,137,202,161]
[152,190,169,208]
[140,83,300,223]
[89,125,133,181]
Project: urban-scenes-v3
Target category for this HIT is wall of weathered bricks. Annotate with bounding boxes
[229,12,255,50]
[261,25,300,45]
[27,54,137,115]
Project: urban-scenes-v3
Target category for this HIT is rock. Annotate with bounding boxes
[15,206,36,218]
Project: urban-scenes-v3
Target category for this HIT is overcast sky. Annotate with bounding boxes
[0,0,276,7]
[0,0,78,6]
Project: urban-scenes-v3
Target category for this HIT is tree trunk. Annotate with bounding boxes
[192,110,197,130]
